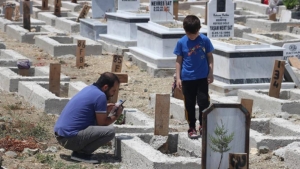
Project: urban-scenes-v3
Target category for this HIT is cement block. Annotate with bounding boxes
[238,89,300,115]
[61,1,83,12]
[0,66,70,92]
[245,18,298,32]
[35,35,102,57]
[0,49,31,67]
[37,12,79,26]
[32,4,72,19]
[55,17,80,33]
[0,17,46,32]
[287,26,300,35]
[80,19,107,41]
[18,81,86,114]
[250,118,270,135]
[115,133,201,169]
[270,118,300,136]
[234,24,251,37]
[285,142,300,169]
[6,25,67,44]
[177,132,202,158]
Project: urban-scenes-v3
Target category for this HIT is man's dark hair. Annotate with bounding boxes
[183,15,201,34]
[94,72,120,89]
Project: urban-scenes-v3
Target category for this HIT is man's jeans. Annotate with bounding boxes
[56,125,115,154]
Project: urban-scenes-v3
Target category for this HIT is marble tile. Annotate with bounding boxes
[118,0,140,11]
[91,0,115,19]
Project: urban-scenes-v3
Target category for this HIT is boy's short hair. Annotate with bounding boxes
[183,15,201,34]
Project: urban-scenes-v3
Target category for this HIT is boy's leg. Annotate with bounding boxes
[196,78,210,126]
[56,125,115,154]
[182,80,197,129]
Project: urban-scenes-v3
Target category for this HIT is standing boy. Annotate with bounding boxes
[174,15,214,139]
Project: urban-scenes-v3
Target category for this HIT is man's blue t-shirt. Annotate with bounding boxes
[173,34,214,81]
[54,85,107,137]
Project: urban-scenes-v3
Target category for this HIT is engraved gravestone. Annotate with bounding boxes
[207,0,234,39]
[92,0,115,19]
[283,42,300,60]
[150,0,173,22]
[118,0,140,11]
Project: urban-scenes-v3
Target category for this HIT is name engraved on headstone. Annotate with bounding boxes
[207,0,234,39]
[150,0,173,22]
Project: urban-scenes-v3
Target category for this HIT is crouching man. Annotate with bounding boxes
[54,72,123,164]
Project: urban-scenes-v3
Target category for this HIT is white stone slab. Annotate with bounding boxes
[92,0,115,19]
[150,0,173,22]
[118,0,140,11]
[279,10,291,22]
[283,42,300,60]
[207,0,234,39]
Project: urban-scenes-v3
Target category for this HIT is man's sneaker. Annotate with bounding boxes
[199,126,203,136]
[188,128,198,139]
[71,151,99,164]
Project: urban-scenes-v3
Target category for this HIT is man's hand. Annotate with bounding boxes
[207,71,214,84]
[106,103,115,114]
[115,105,124,118]
[176,79,182,90]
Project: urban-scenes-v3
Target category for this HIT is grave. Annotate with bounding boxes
[115,133,201,169]
[98,0,150,54]
[235,0,286,16]
[6,25,66,44]
[37,12,78,26]
[0,49,31,67]
[18,81,85,114]
[250,118,300,150]
[55,17,80,33]
[243,32,300,47]
[238,89,300,115]
[125,0,207,77]
[245,18,300,32]
[0,17,45,32]
[35,35,102,57]
[80,18,107,41]
[0,66,70,92]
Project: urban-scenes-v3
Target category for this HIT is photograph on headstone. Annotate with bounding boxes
[283,42,300,60]
[202,104,250,169]
[118,0,140,11]
[92,0,115,19]
[207,0,234,39]
[150,0,173,22]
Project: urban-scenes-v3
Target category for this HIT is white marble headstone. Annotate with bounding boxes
[207,0,234,39]
[283,42,300,60]
[205,106,248,169]
[118,0,140,11]
[150,0,173,22]
[92,0,115,19]
[279,10,292,22]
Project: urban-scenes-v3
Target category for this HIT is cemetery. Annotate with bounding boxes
[1,0,300,168]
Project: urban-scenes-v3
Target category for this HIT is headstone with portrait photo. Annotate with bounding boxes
[207,0,234,39]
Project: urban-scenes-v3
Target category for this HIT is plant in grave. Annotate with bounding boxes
[282,0,299,10]
[208,120,234,169]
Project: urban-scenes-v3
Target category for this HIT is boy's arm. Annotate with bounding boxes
[207,52,214,84]
[176,56,183,89]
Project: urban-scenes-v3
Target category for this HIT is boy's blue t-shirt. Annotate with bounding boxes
[173,34,214,81]
[54,85,107,137]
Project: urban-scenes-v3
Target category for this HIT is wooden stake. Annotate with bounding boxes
[229,153,247,169]
[71,0,77,3]
[269,13,276,21]
[111,55,123,73]
[288,57,300,69]
[76,4,91,22]
[204,1,208,25]
[108,73,128,103]
[4,6,14,21]
[76,40,86,69]
[54,0,61,17]
[154,94,170,152]
[269,60,285,98]
[173,0,178,20]
[18,69,29,76]
[241,99,253,118]
[49,63,61,97]
[42,0,49,10]
[23,0,31,31]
